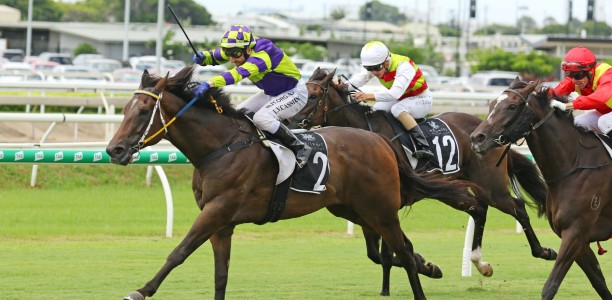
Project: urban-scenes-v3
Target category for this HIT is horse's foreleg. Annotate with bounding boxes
[362,226,383,264]
[574,244,612,299]
[542,231,586,300]
[509,197,557,260]
[210,226,235,300]
[125,211,219,299]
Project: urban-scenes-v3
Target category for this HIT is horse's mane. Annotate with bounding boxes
[141,65,245,119]
[525,82,582,130]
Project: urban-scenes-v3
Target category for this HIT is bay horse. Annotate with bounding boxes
[288,68,555,294]
[106,66,477,300]
[470,79,611,299]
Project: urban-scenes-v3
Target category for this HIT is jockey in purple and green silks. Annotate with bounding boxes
[192,24,311,168]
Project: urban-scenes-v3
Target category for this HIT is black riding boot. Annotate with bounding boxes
[273,123,312,168]
[408,126,434,159]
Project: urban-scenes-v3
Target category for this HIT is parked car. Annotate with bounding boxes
[72,54,105,66]
[46,65,106,83]
[1,49,24,62]
[468,71,521,87]
[0,62,43,81]
[38,52,73,65]
[30,60,59,73]
[112,68,141,83]
[192,65,228,82]
[300,61,352,81]
[79,58,123,73]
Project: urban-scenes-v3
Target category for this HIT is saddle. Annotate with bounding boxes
[385,114,461,175]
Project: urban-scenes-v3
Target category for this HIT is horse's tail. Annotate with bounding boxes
[507,149,548,218]
[382,135,479,206]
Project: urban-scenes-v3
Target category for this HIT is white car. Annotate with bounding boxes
[300,61,352,82]
[46,65,107,83]
[0,62,43,81]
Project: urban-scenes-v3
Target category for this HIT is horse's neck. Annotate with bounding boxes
[168,109,256,165]
[526,113,579,178]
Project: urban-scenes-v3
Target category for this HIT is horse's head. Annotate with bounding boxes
[291,67,364,129]
[107,65,241,166]
[470,78,541,154]
[106,70,169,165]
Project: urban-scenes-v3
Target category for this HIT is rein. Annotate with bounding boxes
[132,89,223,152]
[132,88,264,167]
[498,88,612,183]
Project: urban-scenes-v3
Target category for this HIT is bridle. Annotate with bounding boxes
[492,88,555,146]
[300,80,361,129]
[130,88,224,154]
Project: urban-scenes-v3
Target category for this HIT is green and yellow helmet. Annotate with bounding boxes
[220,24,255,49]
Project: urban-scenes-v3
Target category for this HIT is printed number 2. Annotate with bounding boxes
[432,135,457,172]
[313,152,328,191]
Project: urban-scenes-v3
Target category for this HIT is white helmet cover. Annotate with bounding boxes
[360,41,390,66]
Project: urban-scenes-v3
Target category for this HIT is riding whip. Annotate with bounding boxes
[167,3,202,59]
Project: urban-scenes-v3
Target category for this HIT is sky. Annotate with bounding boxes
[195,0,611,27]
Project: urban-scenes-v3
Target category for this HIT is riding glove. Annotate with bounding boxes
[194,82,210,98]
[192,51,205,65]
[550,100,567,111]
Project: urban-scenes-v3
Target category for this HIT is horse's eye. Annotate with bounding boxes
[138,108,150,117]
[308,94,318,100]
[508,104,518,110]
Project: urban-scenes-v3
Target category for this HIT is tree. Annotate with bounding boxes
[330,7,346,20]
[474,24,519,35]
[517,15,537,34]
[358,1,407,25]
[73,43,98,57]
[2,0,63,21]
[469,48,561,79]
[581,21,612,36]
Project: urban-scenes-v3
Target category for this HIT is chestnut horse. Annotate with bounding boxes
[471,79,611,299]
[289,68,555,294]
[106,66,477,300]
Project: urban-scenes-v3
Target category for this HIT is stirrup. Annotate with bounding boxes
[295,146,312,168]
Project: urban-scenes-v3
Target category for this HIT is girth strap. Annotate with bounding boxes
[254,177,292,225]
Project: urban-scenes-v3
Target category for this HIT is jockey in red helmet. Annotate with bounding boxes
[550,46,612,137]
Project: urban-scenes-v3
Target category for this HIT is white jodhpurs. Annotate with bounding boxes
[236,81,308,133]
[372,89,433,119]
[574,110,612,134]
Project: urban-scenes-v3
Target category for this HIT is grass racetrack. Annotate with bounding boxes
[0,164,609,299]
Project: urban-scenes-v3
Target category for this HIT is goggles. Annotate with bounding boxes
[364,52,389,72]
[223,48,245,59]
[561,61,595,72]
[364,63,384,72]
[567,71,589,80]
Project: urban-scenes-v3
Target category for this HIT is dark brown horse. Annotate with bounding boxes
[106,66,477,300]
[288,68,555,294]
[471,79,611,299]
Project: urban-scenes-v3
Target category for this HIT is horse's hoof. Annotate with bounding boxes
[425,262,443,279]
[380,289,390,296]
[477,262,493,277]
[544,248,558,260]
[124,291,145,300]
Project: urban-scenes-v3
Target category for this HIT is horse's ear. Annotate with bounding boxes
[525,78,540,93]
[510,76,521,87]
[323,68,337,84]
[154,73,168,91]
